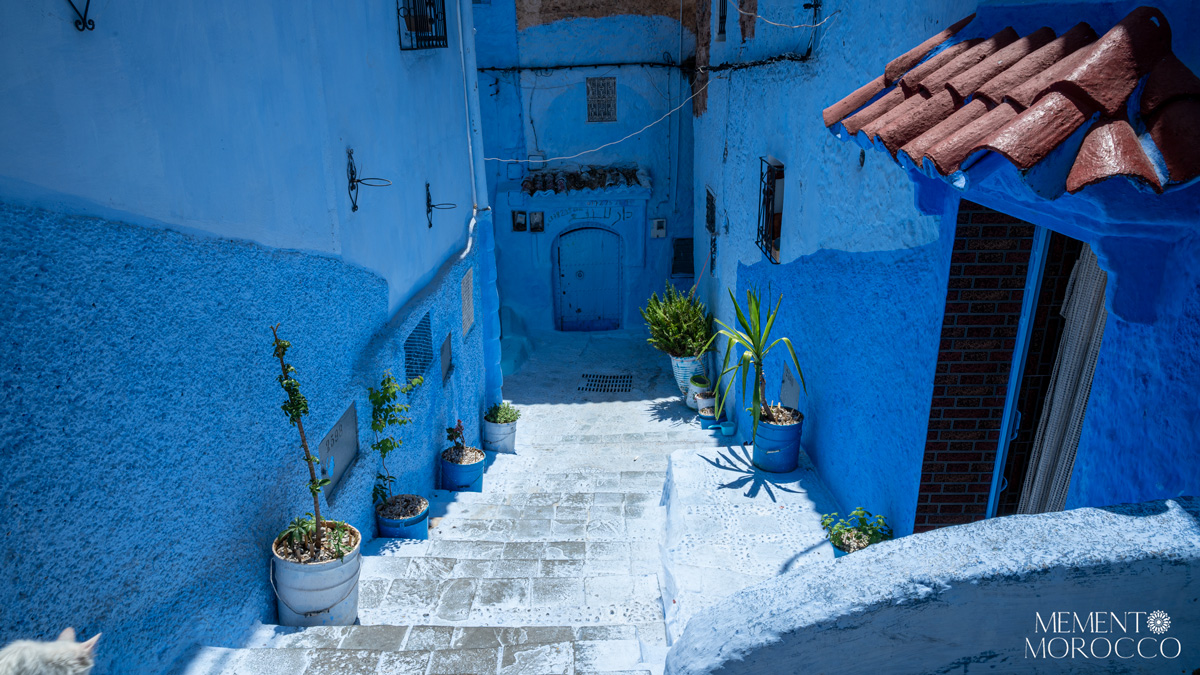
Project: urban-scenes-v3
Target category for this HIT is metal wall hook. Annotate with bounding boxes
[66,0,95,31]
[425,182,456,228]
[346,149,391,212]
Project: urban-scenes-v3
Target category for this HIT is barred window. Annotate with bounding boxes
[587,77,617,123]
[397,0,448,50]
[756,158,784,264]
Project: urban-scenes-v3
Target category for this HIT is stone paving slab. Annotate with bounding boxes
[660,445,841,643]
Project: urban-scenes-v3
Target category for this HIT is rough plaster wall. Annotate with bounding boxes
[0,1,474,314]
[516,0,696,31]
[1067,236,1200,510]
[667,498,1200,674]
[0,204,485,674]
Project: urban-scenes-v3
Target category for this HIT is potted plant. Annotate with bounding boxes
[687,373,711,409]
[821,508,893,556]
[369,370,428,539]
[441,420,485,492]
[268,325,361,627]
[482,402,520,454]
[714,288,807,473]
[641,283,715,395]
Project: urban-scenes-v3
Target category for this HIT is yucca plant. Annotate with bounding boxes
[713,288,806,436]
[640,283,715,358]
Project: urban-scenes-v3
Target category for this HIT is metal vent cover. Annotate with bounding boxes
[586,77,617,122]
[578,373,632,393]
[404,313,433,381]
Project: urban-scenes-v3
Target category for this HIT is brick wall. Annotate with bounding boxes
[914,201,1034,532]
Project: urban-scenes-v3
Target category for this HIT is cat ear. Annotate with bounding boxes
[58,627,77,642]
[81,633,101,654]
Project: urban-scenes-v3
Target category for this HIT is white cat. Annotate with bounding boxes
[0,628,100,675]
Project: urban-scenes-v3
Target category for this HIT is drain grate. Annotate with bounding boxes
[578,373,633,393]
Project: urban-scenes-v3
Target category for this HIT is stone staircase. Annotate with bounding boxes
[182,436,723,674]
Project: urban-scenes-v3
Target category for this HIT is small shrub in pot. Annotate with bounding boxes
[368,370,428,538]
[482,402,520,454]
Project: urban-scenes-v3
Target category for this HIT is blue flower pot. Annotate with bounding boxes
[441,452,484,492]
[752,409,803,473]
[376,502,429,539]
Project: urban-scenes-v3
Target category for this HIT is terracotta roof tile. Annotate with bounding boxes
[1140,53,1200,116]
[878,90,959,155]
[1044,6,1171,116]
[1147,98,1200,184]
[884,13,977,84]
[1066,118,1162,193]
[901,99,990,166]
[898,40,981,97]
[824,6,1200,197]
[974,23,1097,106]
[946,27,1056,102]
[980,91,1094,170]
[823,75,886,127]
[924,102,1021,175]
[842,87,906,134]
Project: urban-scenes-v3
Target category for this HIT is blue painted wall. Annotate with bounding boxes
[473,3,696,334]
[0,1,500,672]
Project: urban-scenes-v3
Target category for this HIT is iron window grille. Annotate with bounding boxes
[587,77,617,122]
[672,237,695,277]
[705,188,716,235]
[398,0,448,51]
[717,0,727,41]
[756,158,784,264]
[404,313,434,381]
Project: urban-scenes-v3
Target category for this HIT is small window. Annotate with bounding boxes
[397,0,448,51]
[404,313,433,381]
[709,233,717,276]
[440,334,453,381]
[716,0,727,41]
[756,158,784,264]
[461,268,475,335]
[672,238,694,276]
[587,77,617,123]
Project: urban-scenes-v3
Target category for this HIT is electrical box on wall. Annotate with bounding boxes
[650,218,667,238]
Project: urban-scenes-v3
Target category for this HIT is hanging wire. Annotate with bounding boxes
[726,0,840,29]
[484,76,716,164]
[346,149,391,212]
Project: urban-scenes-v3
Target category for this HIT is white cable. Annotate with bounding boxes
[484,76,715,163]
[727,0,840,29]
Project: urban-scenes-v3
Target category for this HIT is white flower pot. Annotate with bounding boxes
[482,419,517,454]
[272,523,361,627]
[670,356,705,395]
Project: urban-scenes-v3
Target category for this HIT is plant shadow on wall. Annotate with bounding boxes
[697,446,804,503]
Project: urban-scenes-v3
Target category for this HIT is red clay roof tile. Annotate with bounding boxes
[980,91,1095,170]
[898,39,981,97]
[1140,53,1200,117]
[946,27,1056,102]
[1066,118,1162,193]
[825,6,1200,196]
[1147,98,1200,184]
[901,99,990,166]
[924,102,1021,175]
[1044,6,1171,116]
[822,75,887,128]
[878,90,959,155]
[842,87,907,135]
[917,27,1020,96]
[974,23,1097,106]
[885,13,977,84]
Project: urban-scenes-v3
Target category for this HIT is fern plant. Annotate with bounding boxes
[640,283,715,358]
[368,371,422,506]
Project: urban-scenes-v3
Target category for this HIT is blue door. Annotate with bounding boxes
[558,228,621,331]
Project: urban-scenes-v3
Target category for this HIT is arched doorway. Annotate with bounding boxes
[556,227,621,331]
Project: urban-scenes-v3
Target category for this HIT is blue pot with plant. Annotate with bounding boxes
[368,371,428,539]
[441,420,484,492]
[714,288,807,473]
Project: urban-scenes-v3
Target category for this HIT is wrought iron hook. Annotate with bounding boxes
[66,0,95,31]
[425,182,456,228]
[346,149,392,212]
